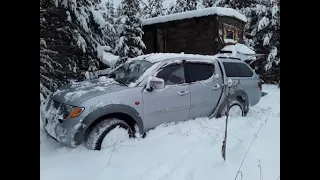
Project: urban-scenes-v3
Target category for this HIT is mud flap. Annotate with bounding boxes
[261,92,268,97]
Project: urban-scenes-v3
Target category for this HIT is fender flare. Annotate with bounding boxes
[217,90,250,117]
[73,104,144,145]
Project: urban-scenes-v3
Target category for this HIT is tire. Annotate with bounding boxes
[220,100,245,118]
[85,118,134,150]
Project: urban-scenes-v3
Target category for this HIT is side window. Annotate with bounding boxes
[223,24,240,41]
[226,29,234,39]
[185,62,214,83]
[223,62,239,77]
[236,63,253,77]
[156,63,185,86]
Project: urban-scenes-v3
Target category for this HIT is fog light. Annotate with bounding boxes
[55,124,67,137]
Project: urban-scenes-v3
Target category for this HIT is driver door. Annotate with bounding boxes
[142,61,190,130]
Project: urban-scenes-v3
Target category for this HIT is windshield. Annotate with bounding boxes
[108,60,153,85]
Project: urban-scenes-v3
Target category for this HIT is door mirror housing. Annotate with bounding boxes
[146,77,165,92]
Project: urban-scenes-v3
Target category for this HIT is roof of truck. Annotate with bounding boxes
[129,53,218,63]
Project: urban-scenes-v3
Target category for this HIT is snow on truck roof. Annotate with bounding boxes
[142,7,247,26]
[129,53,218,63]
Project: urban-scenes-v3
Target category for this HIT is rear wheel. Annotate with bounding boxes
[221,100,244,118]
[228,104,244,117]
[85,118,134,150]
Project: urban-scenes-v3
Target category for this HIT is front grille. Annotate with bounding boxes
[45,98,53,111]
[53,100,61,109]
[44,99,64,123]
[44,97,72,123]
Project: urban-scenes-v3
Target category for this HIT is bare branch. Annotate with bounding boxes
[221,79,240,161]
[106,142,134,166]
[235,171,243,180]
[258,159,264,180]
[107,142,117,166]
[233,118,268,180]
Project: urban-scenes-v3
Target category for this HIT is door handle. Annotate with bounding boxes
[212,84,221,90]
[178,90,189,96]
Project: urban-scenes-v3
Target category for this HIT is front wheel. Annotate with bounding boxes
[85,118,134,150]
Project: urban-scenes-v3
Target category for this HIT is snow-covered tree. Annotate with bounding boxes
[166,4,176,15]
[105,0,115,18]
[244,0,279,82]
[40,0,118,102]
[116,4,124,17]
[223,0,280,83]
[114,0,146,65]
[142,0,165,18]
[187,0,199,11]
[224,0,256,9]
[173,0,187,13]
[172,0,199,13]
[202,0,217,8]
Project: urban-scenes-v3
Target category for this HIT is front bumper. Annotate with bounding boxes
[41,100,84,148]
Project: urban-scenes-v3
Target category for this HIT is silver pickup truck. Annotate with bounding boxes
[41,53,261,150]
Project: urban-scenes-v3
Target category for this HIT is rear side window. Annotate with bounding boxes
[236,63,253,77]
[223,62,239,77]
[223,62,254,77]
[185,62,214,83]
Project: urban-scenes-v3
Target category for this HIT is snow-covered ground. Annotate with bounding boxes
[40,84,280,180]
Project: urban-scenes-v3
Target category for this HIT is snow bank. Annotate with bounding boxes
[142,7,247,26]
[41,85,279,180]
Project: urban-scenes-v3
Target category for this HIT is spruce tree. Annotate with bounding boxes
[226,0,280,83]
[40,0,118,102]
[202,0,216,8]
[143,0,165,18]
[115,0,146,65]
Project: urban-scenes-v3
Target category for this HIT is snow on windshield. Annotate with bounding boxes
[108,60,153,85]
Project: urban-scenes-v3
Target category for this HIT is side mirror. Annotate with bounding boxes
[146,77,165,92]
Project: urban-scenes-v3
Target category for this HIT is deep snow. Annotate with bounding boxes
[40,85,280,180]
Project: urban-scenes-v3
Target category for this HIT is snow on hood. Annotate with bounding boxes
[52,77,128,106]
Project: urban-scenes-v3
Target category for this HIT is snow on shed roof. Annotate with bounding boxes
[142,7,247,26]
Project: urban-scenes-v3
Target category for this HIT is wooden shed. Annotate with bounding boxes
[142,7,247,55]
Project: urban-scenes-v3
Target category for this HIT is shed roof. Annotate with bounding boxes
[142,7,247,26]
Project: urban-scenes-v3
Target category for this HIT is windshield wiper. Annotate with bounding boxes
[114,79,127,86]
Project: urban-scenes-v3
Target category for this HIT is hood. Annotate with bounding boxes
[52,77,128,106]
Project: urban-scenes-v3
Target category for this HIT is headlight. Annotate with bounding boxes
[61,104,85,119]
[67,107,85,118]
